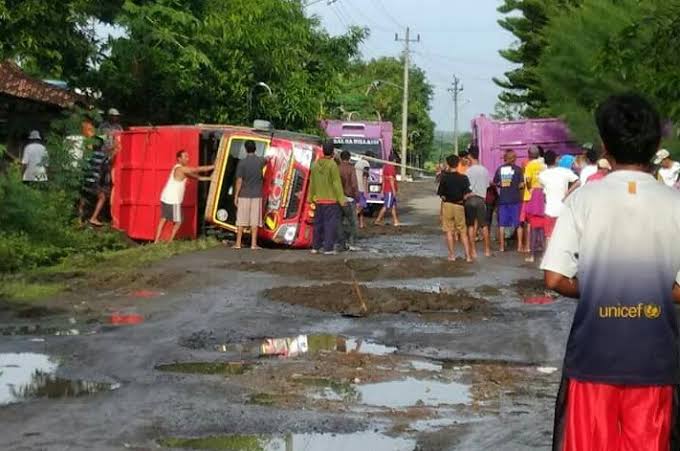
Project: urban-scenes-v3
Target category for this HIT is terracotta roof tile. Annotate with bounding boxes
[0,60,82,108]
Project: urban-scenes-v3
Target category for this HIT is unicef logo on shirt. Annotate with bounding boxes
[598,303,661,319]
[644,304,661,319]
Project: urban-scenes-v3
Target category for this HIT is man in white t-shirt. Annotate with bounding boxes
[354,156,370,229]
[654,149,680,187]
[578,145,599,185]
[538,150,578,240]
[21,130,48,183]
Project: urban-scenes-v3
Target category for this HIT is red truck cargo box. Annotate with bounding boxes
[112,126,200,241]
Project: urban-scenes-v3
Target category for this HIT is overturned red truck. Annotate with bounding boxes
[111,123,323,248]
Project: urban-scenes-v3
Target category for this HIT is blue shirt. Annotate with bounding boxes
[493,164,523,205]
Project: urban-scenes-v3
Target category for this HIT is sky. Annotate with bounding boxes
[306,0,517,132]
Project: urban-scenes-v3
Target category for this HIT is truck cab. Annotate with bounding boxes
[321,120,393,212]
[112,123,323,248]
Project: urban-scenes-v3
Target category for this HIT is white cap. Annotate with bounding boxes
[654,149,671,165]
[28,130,41,140]
[107,108,121,116]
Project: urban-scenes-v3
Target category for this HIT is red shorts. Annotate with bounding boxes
[544,216,557,238]
[527,214,545,229]
[558,379,673,451]
[519,200,529,223]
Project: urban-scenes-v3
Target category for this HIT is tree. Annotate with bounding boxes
[0,1,136,80]
[89,0,365,131]
[331,57,435,165]
[536,0,680,144]
[491,101,524,121]
[494,0,581,117]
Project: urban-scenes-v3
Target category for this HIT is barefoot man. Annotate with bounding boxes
[154,150,213,243]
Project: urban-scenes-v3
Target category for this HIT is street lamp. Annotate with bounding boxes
[365,79,403,96]
[248,82,273,119]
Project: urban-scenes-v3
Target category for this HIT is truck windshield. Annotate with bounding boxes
[333,142,383,168]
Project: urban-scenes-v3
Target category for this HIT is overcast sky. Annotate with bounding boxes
[307,0,516,132]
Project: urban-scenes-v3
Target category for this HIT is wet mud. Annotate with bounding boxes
[238,256,472,281]
[264,283,489,317]
[358,223,440,238]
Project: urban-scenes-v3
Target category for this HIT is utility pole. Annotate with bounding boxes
[395,27,420,179]
[448,75,463,155]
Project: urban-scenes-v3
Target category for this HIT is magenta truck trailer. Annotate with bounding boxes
[471,115,582,175]
[320,120,393,210]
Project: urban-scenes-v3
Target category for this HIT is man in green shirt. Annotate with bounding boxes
[308,142,346,255]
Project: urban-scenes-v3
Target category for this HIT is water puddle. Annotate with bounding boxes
[0,353,119,405]
[155,361,253,375]
[410,360,444,372]
[215,335,396,358]
[159,432,415,450]
[356,377,470,408]
[410,417,461,432]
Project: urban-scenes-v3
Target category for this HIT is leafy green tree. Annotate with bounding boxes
[0,0,136,80]
[536,0,680,145]
[331,57,435,165]
[90,0,365,131]
[494,0,581,116]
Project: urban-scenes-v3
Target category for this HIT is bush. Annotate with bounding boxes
[0,111,126,274]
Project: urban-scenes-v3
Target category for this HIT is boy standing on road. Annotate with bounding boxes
[374,154,401,226]
[520,146,545,254]
[337,150,359,251]
[308,142,346,255]
[464,146,492,258]
[542,93,680,451]
[154,150,214,243]
[234,140,266,249]
[493,150,524,252]
[538,150,579,241]
[354,155,370,229]
[438,155,473,262]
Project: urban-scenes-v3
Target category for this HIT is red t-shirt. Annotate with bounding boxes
[382,164,397,193]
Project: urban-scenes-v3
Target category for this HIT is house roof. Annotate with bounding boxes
[0,60,82,108]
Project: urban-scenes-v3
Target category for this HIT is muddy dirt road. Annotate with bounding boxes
[0,181,575,450]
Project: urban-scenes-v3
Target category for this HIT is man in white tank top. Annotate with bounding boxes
[154,150,214,243]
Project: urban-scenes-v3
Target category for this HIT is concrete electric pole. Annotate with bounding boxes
[395,27,420,178]
[448,75,464,155]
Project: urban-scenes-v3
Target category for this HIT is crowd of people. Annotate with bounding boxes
[16,108,125,227]
[436,140,680,263]
[305,142,400,255]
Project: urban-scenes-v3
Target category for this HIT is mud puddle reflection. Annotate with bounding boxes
[353,378,469,408]
[0,353,119,405]
[160,431,415,450]
[216,334,396,358]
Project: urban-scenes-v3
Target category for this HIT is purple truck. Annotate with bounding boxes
[321,120,393,210]
[471,115,582,174]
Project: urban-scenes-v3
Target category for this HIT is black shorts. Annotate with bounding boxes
[465,195,488,227]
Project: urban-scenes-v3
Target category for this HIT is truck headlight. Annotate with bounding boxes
[274,225,298,244]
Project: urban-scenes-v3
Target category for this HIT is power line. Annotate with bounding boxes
[372,0,404,29]
[340,0,393,32]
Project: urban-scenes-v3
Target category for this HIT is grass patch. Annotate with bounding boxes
[0,238,219,304]
[0,280,66,303]
[158,435,267,450]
